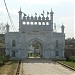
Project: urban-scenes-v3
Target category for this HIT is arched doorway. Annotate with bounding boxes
[27,39,44,58]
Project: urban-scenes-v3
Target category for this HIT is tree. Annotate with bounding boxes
[0,52,5,65]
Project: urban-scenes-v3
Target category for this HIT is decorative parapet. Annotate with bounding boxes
[20,10,52,26]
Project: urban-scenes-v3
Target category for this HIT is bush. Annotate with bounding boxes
[0,53,5,65]
[65,56,70,61]
[69,56,75,62]
[5,55,9,62]
[0,53,9,65]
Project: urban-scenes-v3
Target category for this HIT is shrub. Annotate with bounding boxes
[69,56,75,62]
[0,53,5,65]
[65,56,70,61]
[0,53,9,65]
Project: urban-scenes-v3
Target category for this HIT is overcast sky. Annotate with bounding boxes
[0,0,74,38]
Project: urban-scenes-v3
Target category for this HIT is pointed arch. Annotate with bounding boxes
[28,38,44,47]
[56,40,59,48]
[12,39,16,47]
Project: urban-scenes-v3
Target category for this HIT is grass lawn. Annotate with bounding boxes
[0,61,18,75]
[59,61,75,69]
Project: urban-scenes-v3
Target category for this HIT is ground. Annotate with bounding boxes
[0,61,18,75]
[21,59,75,75]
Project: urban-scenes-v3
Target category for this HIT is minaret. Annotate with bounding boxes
[50,8,54,31]
[61,23,65,33]
[6,22,10,33]
[18,7,22,32]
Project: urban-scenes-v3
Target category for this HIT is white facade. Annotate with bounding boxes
[5,9,65,59]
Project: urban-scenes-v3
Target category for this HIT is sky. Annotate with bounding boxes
[0,0,74,38]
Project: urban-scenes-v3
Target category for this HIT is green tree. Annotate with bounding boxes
[0,53,5,65]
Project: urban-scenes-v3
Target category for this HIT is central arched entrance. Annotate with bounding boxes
[27,39,44,58]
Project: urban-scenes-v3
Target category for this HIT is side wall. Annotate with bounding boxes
[5,33,20,59]
[53,33,65,59]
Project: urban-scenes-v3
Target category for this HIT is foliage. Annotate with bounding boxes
[28,52,42,58]
[0,52,9,65]
[69,56,75,62]
[65,56,70,61]
[60,61,75,68]
[65,55,75,62]
[0,53,5,65]
[0,34,5,44]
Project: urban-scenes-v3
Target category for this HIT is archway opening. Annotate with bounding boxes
[28,40,43,58]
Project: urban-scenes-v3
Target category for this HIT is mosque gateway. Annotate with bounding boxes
[5,8,65,59]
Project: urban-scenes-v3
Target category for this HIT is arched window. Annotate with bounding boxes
[38,22,41,25]
[46,22,49,25]
[31,22,33,25]
[42,22,45,25]
[22,21,26,25]
[56,40,59,48]
[35,22,37,25]
[12,40,16,47]
[27,22,29,25]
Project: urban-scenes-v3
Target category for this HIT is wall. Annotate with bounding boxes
[5,30,65,59]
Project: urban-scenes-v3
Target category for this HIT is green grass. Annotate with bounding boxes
[0,61,18,75]
[60,61,75,68]
[28,53,41,57]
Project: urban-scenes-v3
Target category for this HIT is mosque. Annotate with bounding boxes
[5,8,65,59]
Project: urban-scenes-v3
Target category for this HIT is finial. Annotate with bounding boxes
[6,22,9,27]
[20,6,21,11]
[51,8,52,11]
[43,10,44,14]
[18,7,22,13]
[50,8,54,14]
[61,22,65,28]
[61,22,65,33]
[62,23,65,27]
[43,10,44,17]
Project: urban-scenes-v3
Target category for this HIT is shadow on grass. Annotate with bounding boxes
[0,60,18,67]
[0,63,3,67]
[6,61,18,65]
